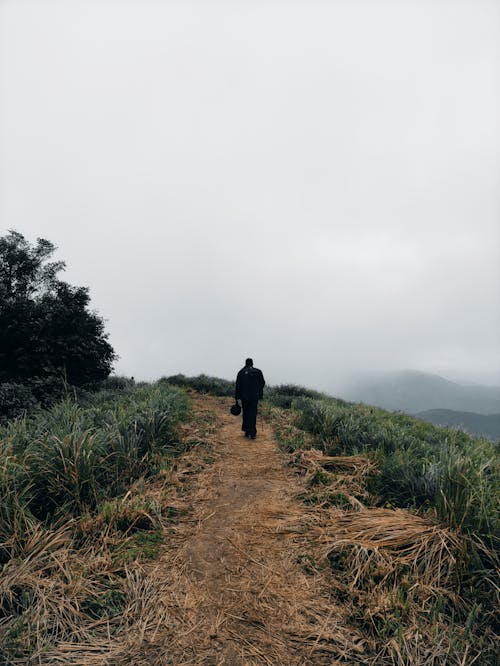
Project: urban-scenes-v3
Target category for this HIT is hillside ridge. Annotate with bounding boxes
[342,369,500,415]
[415,407,500,441]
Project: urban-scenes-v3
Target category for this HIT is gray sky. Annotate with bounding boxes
[1,0,499,392]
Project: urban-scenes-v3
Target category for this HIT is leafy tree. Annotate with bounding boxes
[0,230,116,404]
[0,230,64,301]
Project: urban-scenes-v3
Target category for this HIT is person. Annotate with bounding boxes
[235,358,265,439]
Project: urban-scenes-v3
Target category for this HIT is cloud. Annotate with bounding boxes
[1,0,499,390]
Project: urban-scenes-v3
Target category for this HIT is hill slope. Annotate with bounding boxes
[415,408,500,441]
[342,370,500,414]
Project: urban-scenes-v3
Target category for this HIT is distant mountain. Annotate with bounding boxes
[342,370,500,415]
[415,409,500,442]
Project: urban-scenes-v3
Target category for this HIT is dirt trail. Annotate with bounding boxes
[142,395,360,666]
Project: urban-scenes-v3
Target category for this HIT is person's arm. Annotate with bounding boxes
[258,370,265,400]
[235,370,241,401]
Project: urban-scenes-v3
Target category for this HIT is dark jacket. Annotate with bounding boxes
[235,366,265,401]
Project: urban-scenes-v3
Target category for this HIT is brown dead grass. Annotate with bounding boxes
[316,507,468,606]
[288,450,373,512]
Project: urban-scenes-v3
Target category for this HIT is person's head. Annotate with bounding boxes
[245,358,253,367]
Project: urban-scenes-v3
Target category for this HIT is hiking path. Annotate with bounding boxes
[138,393,361,665]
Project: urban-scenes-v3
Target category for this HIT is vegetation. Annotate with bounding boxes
[289,397,498,544]
[266,390,499,664]
[263,383,324,408]
[0,381,189,663]
[162,373,235,396]
[1,370,498,663]
[162,374,323,407]
[0,230,116,419]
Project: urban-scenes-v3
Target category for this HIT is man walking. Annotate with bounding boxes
[235,358,265,439]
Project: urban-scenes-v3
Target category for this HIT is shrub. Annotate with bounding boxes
[161,373,235,397]
[0,383,37,421]
[99,375,136,391]
[0,231,116,390]
[161,375,327,407]
[264,384,325,409]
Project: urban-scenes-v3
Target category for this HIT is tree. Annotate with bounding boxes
[0,230,64,301]
[0,230,116,402]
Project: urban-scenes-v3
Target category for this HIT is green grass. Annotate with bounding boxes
[112,529,165,565]
[2,372,497,664]
[0,382,189,559]
[162,375,324,407]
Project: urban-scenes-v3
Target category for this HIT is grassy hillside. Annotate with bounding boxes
[165,374,499,546]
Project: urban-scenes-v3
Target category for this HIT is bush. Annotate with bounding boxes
[161,375,327,406]
[161,373,235,397]
[0,383,37,421]
[264,384,325,409]
[99,375,136,391]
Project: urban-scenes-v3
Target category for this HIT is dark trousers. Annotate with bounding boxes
[241,399,258,437]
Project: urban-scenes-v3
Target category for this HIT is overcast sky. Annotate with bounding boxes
[1,0,499,392]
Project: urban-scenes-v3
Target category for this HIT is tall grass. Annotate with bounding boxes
[264,384,324,409]
[0,383,189,555]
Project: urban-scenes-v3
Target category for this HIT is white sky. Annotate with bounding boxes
[1,0,499,391]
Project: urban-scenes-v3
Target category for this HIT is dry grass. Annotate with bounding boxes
[289,449,375,511]
[292,449,374,473]
[306,508,498,664]
[265,406,316,453]
[89,394,369,666]
[3,395,365,665]
[318,508,466,589]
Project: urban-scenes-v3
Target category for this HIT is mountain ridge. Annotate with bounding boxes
[341,369,500,416]
[415,408,500,441]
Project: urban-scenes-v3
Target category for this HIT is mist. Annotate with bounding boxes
[1,0,499,394]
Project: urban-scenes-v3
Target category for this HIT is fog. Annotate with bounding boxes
[1,0,499,393]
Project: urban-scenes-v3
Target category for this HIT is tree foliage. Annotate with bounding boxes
[0,230,116,411]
